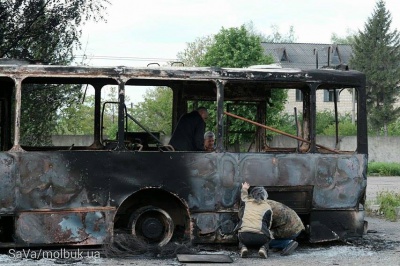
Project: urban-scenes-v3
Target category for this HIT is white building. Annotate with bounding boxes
[262,42,356,115]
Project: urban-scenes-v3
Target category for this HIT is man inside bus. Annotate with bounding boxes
[204,131,215,151]
[267,199,305,256]
[169,107,208,151]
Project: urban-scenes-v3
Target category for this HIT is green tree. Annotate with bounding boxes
[56,94,96,135]
[200,25,273,67]
[55,86,127,140]
[1,0,109,145]
[0,0,109,61]
[130,87,173,135]
[263,24,297,43]
[198,25,288,144]
[350,0,400,136]
[176,35,213,67]
[387,119,400,136]
[151,24,293,145]
[177,22,297,67]
[331,29,358,44]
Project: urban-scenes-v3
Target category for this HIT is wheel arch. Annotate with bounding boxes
[114,187,191,244]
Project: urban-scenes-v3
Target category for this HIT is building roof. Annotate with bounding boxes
[261,43,352,70]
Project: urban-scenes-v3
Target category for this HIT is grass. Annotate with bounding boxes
[365,162,400,221]
[368,162,400,176]
[375,191,400,221]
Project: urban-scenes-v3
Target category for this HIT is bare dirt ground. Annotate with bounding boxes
[1,176,399,266]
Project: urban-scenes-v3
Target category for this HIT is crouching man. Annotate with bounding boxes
[267,199,305,256]
[237,182,273,259]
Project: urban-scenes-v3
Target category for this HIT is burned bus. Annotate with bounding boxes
[0,61,367,247]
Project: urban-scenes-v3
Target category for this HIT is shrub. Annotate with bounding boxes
[376,191,400,221]
[368,162,400,176]
[322,121,357,136]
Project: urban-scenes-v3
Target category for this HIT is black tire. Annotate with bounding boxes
[129,205,174,247]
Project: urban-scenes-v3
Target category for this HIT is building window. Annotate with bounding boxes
[323,89,340,102]
[281,50,289,62]
[331,48,340,65]
[296,89,303,102]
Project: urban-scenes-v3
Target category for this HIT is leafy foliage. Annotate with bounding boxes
[1,0,109,145]
[177,22,297,67]
[322,121,357,136]
[176,35,213,67]
[129,87,173,135]
[330,29,358,44]
[350,0,400,136]
[386,118,400,136]
[0,0,109,61]
[21,84,83,145]
[53,86,130,141]
[315,111,357,136]
[57,96,95,135]
[134,24,296,144]
[262,24,297,43]
[315,110,336,135]
[273,113,297,136]
[199,25,273,68]
[368,162,400,176]
[196,25,288,145]
[377,191,400,221]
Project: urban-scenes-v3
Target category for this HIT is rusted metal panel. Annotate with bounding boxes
[16,152,102,209]
[0,64,366,88]
[171,152,366,243]
[191,212,238,244]
[16,208,115,245]
[309,210,365,243]
[2,148,367,245]
[313,155,367,208]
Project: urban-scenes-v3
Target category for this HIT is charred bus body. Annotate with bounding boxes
[0,63,367,247]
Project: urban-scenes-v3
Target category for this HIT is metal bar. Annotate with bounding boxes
[294,107,300,151]
[125,113,161,144]
[216,80,225,152]
[334,89,339,147]
[224,111,339,153]
[116,82,126,150]
[89,85,103,149]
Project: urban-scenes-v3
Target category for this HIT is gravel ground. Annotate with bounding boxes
[1,176,399,266]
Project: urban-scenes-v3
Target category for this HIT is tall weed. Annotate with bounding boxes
[368,162,400,176]
[377,191,400,221]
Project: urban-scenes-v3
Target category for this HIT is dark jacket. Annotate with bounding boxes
[238,188,273,238]
[169,110,205,151]
[267,200,305,238]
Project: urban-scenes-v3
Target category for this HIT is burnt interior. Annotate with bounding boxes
[1,68,367,154]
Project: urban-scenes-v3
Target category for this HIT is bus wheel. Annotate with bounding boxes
[129,206,174,247]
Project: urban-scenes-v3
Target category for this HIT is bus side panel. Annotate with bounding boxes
[8,151,367,245]
[15,209,115,245]
[309,210,365,243]
[0,153,15,212]
[238,153,367,209]
[16,152,112,210]
[236,153,367,243]
[313,155,367,208]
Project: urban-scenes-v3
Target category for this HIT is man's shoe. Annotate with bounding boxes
[281,240,298,256]
[240,246,248,258]
[258,246,268,258]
